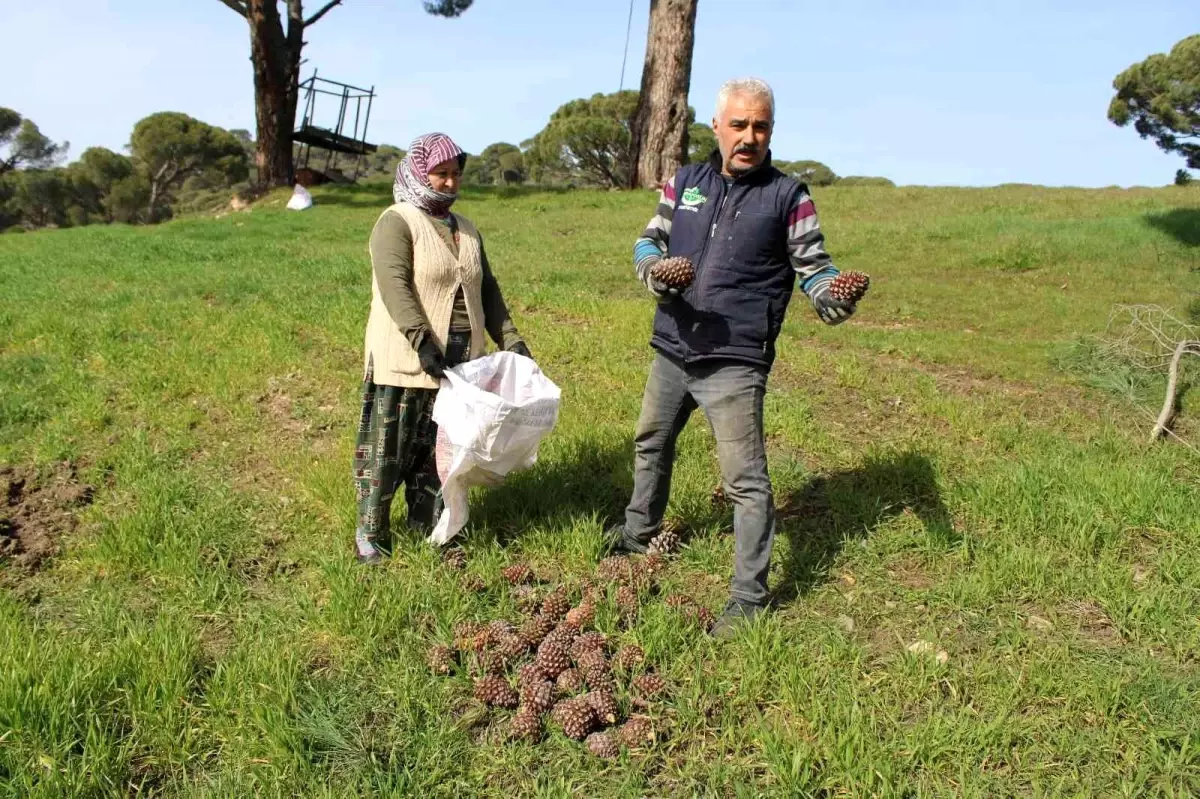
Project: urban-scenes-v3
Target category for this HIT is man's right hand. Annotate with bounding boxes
[417,337,446,379]
[649,276,680,303]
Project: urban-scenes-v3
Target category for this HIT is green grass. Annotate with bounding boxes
[1,181,1199,796]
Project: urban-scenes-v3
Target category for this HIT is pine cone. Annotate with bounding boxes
[495,632,528,660]
[615,585,639,619]
[487,620,515,640]
[665,594,695,611]
[460,574,487,593]
[570,632,608,661]
[501,563,533,585]
[585,690,620,726]
[585,731,619,759]
[427,645,455,676]
[711,482,728,509]
[647,528,680,556]
[614,644,645,672]
[828,270,870,303]
[615,716,655,748]
[650,256,695,290]
[517,663,548,689]
[642,553,667,578]
[508,708,542,742]
[686,605,717,632]
[520,680,556,714]
[556,667,585,696]
[576,648,609,676]
[474,675,518,709]
[540,587,571,620]
[565,602,595,630]
[535,640,571,679]
[543,625,575,651]
[519,615,555,649]
[442,548,466,570]
[632,673,667,699]
[453,621,485,652]
[596,555,633,584]
[552,698,597,740]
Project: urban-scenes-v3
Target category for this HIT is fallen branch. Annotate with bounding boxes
[1151,339,1200,441]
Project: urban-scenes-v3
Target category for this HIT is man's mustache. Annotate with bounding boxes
[734,145,758,155]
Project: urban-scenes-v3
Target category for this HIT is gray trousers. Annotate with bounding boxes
[623,352,775,605]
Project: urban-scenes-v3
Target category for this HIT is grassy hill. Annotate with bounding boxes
[1,181,1198,796]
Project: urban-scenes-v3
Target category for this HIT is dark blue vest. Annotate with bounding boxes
[651,152,804,370]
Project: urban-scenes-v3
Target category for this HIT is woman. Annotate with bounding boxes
[352,133,530,564]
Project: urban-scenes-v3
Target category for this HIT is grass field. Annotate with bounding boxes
[2,180,1199,797]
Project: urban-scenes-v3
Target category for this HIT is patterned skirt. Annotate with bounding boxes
[352,331,471,557]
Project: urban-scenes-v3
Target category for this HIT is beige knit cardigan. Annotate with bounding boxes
[362,202,486,389]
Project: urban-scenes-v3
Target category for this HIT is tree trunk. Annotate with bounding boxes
[247,0,303,188]
[629,0,699,189]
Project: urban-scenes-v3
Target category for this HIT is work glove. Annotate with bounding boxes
[648,276,681,303]
[808,274,856,326]
[508,341,532,359]
[417,336,446,379]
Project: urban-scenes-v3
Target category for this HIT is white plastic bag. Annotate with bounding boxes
[429,351,561,545]
[286,184,313,210]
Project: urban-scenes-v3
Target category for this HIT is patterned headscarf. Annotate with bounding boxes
[392,132,466,218]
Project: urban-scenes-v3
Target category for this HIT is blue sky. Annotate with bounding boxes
[2,0,1195,186]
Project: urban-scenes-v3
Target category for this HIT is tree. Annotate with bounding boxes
[1108,34,1200,170]
[66,147,135,223]
[687,121,716,164]
[628,0,699,189]
[217,1,474,189]
[1176,169,1194,186]
[7,169,71,228]
[0,108,68,176]
[129,112,249,221]
[526,91,639,188]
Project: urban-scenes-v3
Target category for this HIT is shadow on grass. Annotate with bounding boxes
[465,438,634,546]
[771,450,954,607]
[1145,208,1200,248]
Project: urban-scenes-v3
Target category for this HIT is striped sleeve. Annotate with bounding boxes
[633,176,677,291]
[787,186,839,297]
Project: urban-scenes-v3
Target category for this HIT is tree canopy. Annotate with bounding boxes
[1108,34,1200,170]
[525,91,639,188]
[0,108,68,175]
[129,112,249,220]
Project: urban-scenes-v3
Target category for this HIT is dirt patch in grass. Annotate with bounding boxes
[886,554,935,591]
[1,462,94,574]
[1060,600,1123,647]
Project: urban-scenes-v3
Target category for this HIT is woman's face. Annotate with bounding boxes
[427,157,461,194]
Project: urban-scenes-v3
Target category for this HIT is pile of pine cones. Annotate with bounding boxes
[428,523,709,758]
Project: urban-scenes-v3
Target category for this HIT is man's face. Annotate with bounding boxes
[713,92,773,176]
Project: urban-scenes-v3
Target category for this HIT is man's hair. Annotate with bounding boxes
[715,77,775,120]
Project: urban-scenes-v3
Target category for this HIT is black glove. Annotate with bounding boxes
[417,336,446,379]
[508,341,532,359]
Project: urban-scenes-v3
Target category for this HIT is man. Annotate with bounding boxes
[603,77,860,638]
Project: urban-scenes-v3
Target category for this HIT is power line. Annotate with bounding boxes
[619,0,637,91]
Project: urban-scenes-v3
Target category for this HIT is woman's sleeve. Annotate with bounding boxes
[478,235,524,350]
[370,211,431,349]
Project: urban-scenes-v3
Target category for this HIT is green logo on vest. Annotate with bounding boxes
[680,187,707,207]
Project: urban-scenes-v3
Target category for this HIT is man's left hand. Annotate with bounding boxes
[809,277,856,326]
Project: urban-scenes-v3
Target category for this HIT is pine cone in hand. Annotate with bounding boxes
[650,257,695,290]
[828,270,870,303]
